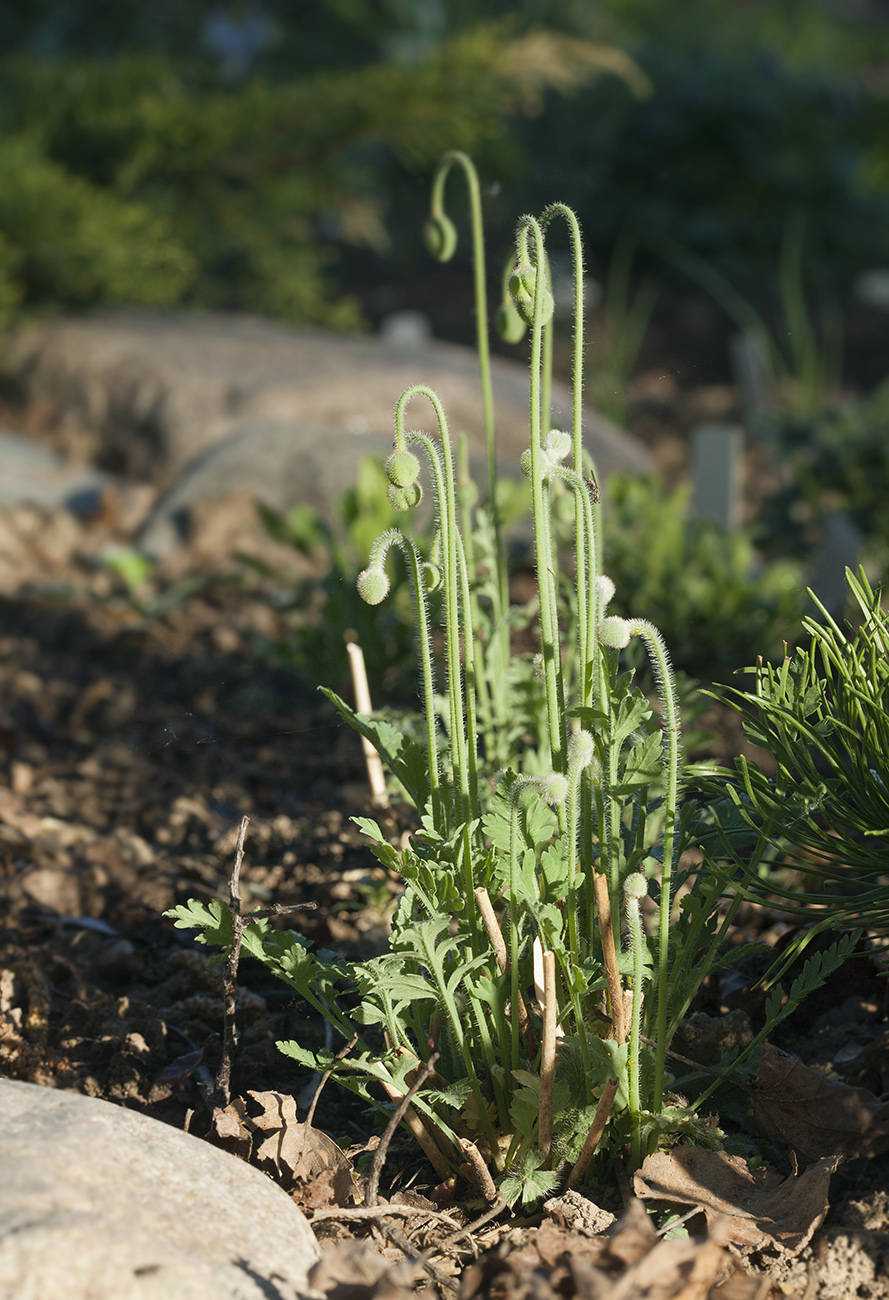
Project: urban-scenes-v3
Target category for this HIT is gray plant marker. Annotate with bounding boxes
[690,422,744,532]
[809,511,864,616]
[729,331,774,423]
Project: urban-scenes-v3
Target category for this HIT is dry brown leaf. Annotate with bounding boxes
[460,1201,789,1300]
[207,1097,253,1160]
[754,1042,889,1165]
[633,1146,838,1256]
[207,1090,359,1206]
[247,1089,359,1205]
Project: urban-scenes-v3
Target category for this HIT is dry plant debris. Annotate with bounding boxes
[209,1088,359,1208]
[633,1146,837,1255]
[460,1199,794,1300]
[753,1041,889,1165]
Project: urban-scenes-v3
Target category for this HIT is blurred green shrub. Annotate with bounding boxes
[761,385,889,568]
[517,41,889,283]
[601,475,806,678]
[0,30,642,332]
[0,133,193,330]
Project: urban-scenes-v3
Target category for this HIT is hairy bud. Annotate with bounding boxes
[421,562,442,592]
[539,772,569,806]
[624,872,649,901]
[357,567,390,606]
[567,729,595,771]
[423,214,458,263]
[495,299,527,345]
[385,449,421,490]
[508,263,554,327]
[599,616,632,649]
[387,481,423,512]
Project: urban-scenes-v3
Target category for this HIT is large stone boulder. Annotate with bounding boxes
[0,1078,320,1300]
[8,310,651,488]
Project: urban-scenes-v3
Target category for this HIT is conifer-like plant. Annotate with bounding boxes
[168,159,854,1198]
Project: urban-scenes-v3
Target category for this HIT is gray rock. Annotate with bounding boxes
[0,1078,320,1300]
[8,310,651,490]
[0,427,116,515]
[137,419,489,557]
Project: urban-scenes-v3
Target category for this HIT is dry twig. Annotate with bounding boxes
[215,816,316,1107]
[566,1076,620,1190]
[366,1053,440,1207]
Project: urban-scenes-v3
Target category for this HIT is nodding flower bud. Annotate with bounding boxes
[495,299,527,345]
[423,214,458,262]
[421,562,442,592]
[519,449,533,479]
[387,481,423,512]
[596,575,617,611]
[599,616,632,649]
[543,429,572,463]
[357,567,390,606]
[538,772,569,806]
[385,449,421,490]
[624,872,649,902]
[508,263,554,327]
[567,729,595,772]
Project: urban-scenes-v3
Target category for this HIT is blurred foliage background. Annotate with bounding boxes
[3,0,889,343]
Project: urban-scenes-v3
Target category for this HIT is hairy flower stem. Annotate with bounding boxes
[626,619,682,1114]
[429,152,509,696]
[516,215,566,775]
[398,397,481,946]
[542,204,590,696]
[624,876,648,1169]
[548,464,599,699]
[363,528,441,829]
[399,413,471,820]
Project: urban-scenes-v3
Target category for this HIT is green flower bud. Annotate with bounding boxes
[599,616,631,649]
[539,772,569,806]
[596,575,616,610]
[624,872,649,901]
[519,449,533,479]
[508,263,554,327]
[543,429,572,463]
[567,729,595,771]
[357,567,390,605]
[387,481,423,512]
[421,562,442,592]
[495,300,527,345]
[532,652,545,680]
[385,449,421,490]
[423,214,458,263]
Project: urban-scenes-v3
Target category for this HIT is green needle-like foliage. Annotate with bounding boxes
[696,567,889,936]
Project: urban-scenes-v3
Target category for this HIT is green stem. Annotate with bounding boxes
[626,619,681,1113]
[430,151,509,694]
[399,404,471,827]
[516,215,566,775]
[364,527,442,832]
[624,879,647,1168]
[542,204,591,705]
